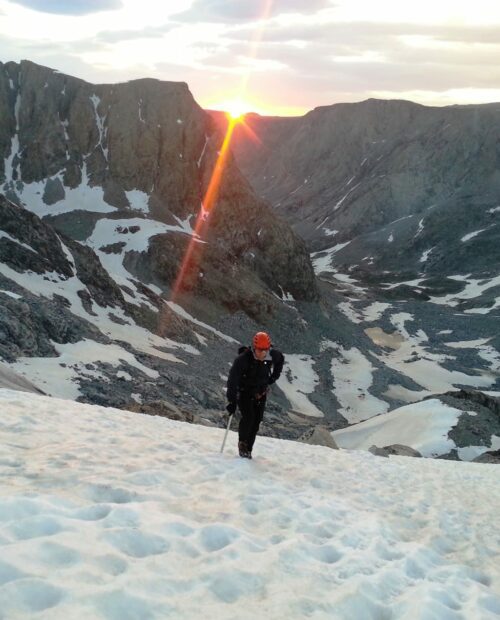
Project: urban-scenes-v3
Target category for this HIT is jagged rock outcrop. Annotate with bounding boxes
[126,399,199,424]
[0,61,325,429]
[0,194,116,360]
[436,390,500,460]
[0,192,74,277]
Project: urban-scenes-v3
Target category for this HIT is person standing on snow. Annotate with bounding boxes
[226,331,285,458]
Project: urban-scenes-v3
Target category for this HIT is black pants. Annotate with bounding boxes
[238,395,266,452]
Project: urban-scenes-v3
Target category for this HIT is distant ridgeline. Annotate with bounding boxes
[216,100,500,287]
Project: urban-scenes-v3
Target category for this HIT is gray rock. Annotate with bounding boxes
[42,177,65,205]
[472,450,500,464]
[435,390,500,455]
[126,399,198,424]
[299,426,338,449]
[369,444,422,458]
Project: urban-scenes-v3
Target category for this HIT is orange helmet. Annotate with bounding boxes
[253,331,271,350]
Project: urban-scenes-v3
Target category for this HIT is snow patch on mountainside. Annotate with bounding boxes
[372,313,496,397]
[279,354,323,418]
[17,164,115,217]
[333,398,500,461]
[324,342,389,423]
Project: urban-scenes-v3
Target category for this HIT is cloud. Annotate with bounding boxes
[3,3,500,114]
[212,19,500,83]
[227,19,500,48]
[174,0,332,23]
[188,17,500,108]
[94,24,175,44]
[8,0,122,15]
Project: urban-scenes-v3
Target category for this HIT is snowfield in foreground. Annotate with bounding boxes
[0,390,499,620]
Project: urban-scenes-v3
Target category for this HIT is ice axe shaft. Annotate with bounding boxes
[220,414,233,453]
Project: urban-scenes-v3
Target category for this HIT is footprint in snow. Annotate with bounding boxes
[103,528,170,558]
[198,524,241,552]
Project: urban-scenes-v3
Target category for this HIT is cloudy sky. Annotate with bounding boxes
[1,0,500,116]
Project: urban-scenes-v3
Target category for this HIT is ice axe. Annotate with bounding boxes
[220,413,233,454]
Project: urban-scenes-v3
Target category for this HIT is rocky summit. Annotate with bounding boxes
[1,61,499,460]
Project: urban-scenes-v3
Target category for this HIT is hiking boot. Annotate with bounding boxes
[238,441,251,458]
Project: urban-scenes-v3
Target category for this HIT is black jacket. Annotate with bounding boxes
[226,347,285,403]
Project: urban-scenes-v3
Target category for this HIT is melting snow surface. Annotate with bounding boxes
[338,301,391,324]
[429,274,500,313]
[87,216,198,309]
[90,94,108,159]
[0,238,199,397]
[0,290,22,299]
[420,247,434,263]
[4,94,21,181]
[197,135,209,168]
[125,190,149,213]
[165,301,237,344]
[19,163,115,217]
[279,354,324,418]
[333,399,451,455]
[311,243,351,274]
[372,314,496,396]
[0,390,498,619]
[329,345,390,423]
[11,340,160,400]
[462,229,487,242]
[333,183,360,211]
[0,231,39,255]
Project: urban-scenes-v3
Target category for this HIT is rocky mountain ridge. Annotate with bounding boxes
[213,100,500,284]
[1,60,317,315]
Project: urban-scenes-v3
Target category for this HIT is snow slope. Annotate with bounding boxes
[0,362,43,394]
[1,389,499,619]
[333,398,500,460]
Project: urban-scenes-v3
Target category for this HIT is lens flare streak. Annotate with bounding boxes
[171,0,274,302]
[171,116,239,301]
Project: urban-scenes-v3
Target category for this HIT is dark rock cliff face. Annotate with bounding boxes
[0,194,73,276]
[0,196,109,361]
[0,60,318,312]
[214,100,500,278]
[0,60,204,213]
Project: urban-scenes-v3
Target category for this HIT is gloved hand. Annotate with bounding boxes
[226,402,237,415]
